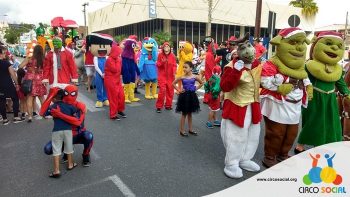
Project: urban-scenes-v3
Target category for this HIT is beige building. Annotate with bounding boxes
[88,0,315,51]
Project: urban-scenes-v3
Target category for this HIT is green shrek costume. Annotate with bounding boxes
[298,31,349,146]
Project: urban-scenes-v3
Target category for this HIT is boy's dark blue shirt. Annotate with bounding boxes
[45,101,78,132]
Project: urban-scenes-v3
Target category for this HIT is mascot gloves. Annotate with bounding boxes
[306,85,313,101]
[277,84,294,96]
[234,60,244,71]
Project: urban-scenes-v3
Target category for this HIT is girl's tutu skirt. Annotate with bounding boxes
[175,91,200,115]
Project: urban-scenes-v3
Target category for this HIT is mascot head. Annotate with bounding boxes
[162,42,171,55]
[182,42,193,54]
[75,39,84,49]
[63,85,78,105]
[310,31,344,65]
[270,27,310,69]
[86,33,113,57]
[110,43,122,60]
[52,37,63,50]
[212,65,222,76]
[121,39,136,59]
[142,37,158,53]
[235,33,255,64]
[35,23,45,37]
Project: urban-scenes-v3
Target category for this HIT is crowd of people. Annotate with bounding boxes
[3,26,350,180]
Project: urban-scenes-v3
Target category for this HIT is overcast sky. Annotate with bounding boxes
[0,0,349,28]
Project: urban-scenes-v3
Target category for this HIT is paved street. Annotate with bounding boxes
[0,86,268,197]
[0,58,268,197]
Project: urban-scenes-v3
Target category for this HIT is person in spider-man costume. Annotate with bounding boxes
[40,84,94,167]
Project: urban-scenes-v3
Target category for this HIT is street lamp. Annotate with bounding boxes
[82,2,89,38]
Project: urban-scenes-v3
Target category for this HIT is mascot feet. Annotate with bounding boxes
[262,156,277,168]
[125,99,132,104]
[224,164,243,179]
[103,100,110,106]
[152,94,158,99]
[83,154,91,167]
[239,160,260,172]
[145,95,154,99]
[130,97,140,102]
[95,101,103,108]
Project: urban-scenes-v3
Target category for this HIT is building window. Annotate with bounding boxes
[186,21,193,43]
[216,23,223,43]
[178,21,185,42]
[199,23,205,46]
[193,22,199,45]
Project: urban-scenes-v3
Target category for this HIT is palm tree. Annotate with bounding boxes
[289,0,319,18]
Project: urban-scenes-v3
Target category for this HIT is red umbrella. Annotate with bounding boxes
[51,17,64,27]
[62,19,79,29]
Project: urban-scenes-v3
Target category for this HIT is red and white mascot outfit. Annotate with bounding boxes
[220,34,262,178]
[104,44,126,119]
[42,37,78,86]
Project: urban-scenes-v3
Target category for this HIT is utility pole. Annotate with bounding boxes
[345,11,348,40]
[207,0,213,36]
[254,0,262,39]
[82,2,89,38]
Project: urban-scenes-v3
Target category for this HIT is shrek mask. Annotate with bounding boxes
[306,31,345,82]
[52,37,63,50]
[311,35,344,65]
[270,28,310,79]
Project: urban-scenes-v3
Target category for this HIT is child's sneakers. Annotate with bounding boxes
[213,120,221,127]
[2,119,9,125]
[83,154,91,167]
[206,121,214,129]
[13,116,25,124]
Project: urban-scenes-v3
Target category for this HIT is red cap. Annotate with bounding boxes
[278,27,305,38]
[316,31,343,40]
[212,65,222,75]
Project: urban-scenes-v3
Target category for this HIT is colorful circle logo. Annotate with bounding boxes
[303,153,342,185]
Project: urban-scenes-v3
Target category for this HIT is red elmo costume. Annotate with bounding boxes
[104,44,125,118]
[155,42,177,109]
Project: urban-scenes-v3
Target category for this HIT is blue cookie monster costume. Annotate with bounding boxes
[138,37,158,99]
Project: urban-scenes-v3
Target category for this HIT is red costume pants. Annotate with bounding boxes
[156,80,174,109]
[104,77,125,118]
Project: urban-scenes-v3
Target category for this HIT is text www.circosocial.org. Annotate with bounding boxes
[256,177,298,182]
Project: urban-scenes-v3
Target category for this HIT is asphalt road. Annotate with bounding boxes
[0,56,276,196]
[0,83,272,197]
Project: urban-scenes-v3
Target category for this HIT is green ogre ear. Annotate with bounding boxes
[311,36,317,44]
[270,35,282,45]
[305,38,311,45]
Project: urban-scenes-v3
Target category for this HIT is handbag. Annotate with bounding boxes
[21,79,33,95]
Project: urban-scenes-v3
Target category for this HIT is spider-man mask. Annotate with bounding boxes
[63,85,78,104]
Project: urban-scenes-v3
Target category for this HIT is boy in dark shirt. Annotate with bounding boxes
[45,89,77,178]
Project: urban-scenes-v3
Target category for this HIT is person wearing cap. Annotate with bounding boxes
[260,27,313,167]
[253,37,267,62]
[216,36,237,72]
[42,37,79,87]
[295,31,349,152]
[155,42,177,113]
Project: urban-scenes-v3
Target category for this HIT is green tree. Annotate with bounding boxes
[4,23,35,44]
[114,34,127,43]
[289,0,319,18]
[152,31,172,46]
